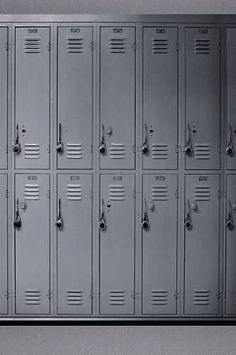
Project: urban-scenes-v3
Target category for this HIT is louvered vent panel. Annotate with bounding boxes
[109,143,125,159]
[194,185,210,201]
[152,290,168,305]
[67,184,82,201]
[194,39,211,54]
[24,290,41,305]
[109,184,125,201]
[67,143,82,159]
[194,143,211,160]
[67,38,83,53]
[152,185,168,201]
[152,39,168,54]
[24,38,40,53]
[109,38,126,53]
[109,290,125,305]
[152,144,168,159]
[24,144,40,159]
[193,290,210,305]
[24,184,40,200]
[67,291,83,305]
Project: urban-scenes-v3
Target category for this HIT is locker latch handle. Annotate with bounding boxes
[141,123,149,155]
[184,124,193,156]
[184,199,192,230]
[226,199,234,230]
[99,198,107,231]
[56,123,64,153]
[98,124,106,155]
[142,198,150,230]
[226,124,234,157]
[13,123,21,155]
[55,198,63,229]
[14,198,22,228]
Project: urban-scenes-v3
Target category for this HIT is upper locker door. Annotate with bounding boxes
[142,174,178,315]
[57,27,93,169]
[225,175,236,314]
[99,174,135,314]
[57,174,92,315]
[0,174,8,314]
[99,27,135,169]
[226,29,236,169]
[15,174,50,314]
[185,28,220,170]
[184,174,220,315]
[14,27,50,169]
[142,27,178,169]
[0,28,8,169]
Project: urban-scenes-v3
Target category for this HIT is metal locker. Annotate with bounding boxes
[142,174,178,314]
[57,27,93,169]
[226,29,236,169]
[0,28,8,169]
[184,174,220,314]
[142,27,178,170]
[14,174,50,314]
[14,27,50,169]
[225,175,236,314]
[99,26,136,170]
[0,174,8,314]
[99,174,135,314]
[57,174,92,315]
[185,28,220,170]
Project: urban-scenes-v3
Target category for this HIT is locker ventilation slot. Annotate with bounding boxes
[194,39,211,54]
[67,38,84,53]
[24,290,41,305]
[152,290,168,305]
[24,38,40,53]
[109,38,126,53]
[109,185,125,201]
[24,144,40,159]
[67,291,83,305]
[67,184,82,201]
[109,143,125,159]
[67,143,82,159]
[152,39,168,54]
[193,290,210,305]
[194,185,210,201]
[152,144,168,159]
[152,185,168,201]
[194,143,211,159]
[24,184,40,200]
[109,290,125,305]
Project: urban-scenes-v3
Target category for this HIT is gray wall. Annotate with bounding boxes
[1,0,236,354]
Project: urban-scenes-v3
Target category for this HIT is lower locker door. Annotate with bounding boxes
[225,175,236,314]
[15,174,50,314]
[0,174,8,314]
[99,174,135,315]
[184,174,220,315]
[57,174,92,314]
[142,174,178,314]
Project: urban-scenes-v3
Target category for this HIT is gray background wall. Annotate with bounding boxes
[1,0,236,354]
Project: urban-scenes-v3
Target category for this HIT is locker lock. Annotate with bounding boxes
[184,142,193,156]
[99,217,106,231]
[98,142,106,155]
[141,142,149,155]
[55,217,63,229]
[184,218,192,230]
[141,123,149,155]
[142,217,150,230]
[56,123,64,153]
[14,198,22,228]
[13,123,21,155]
[226,142,234,157]
[226,216,234,231]
[56,141,64,154]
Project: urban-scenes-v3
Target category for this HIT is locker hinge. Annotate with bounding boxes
[6,291,15,300]
[90,190,93,199]
[132,189,136,198]
[5,144,8,153]
[175,145,181,154]
[90,144,93,153]
[5,42,9,51]
[218,146,221,154]
[174,291,179,300]
[5,189,8,198]
[47,144,50,153]
[47,189,50,199]
[133,42,137,51]
[47,291,53,299]
[133,145,136,153]
[131,291,138,299]
[176,42,180,52]
[90,42,95,51]
[89,291,95,300]
[47,42,51,51]
[220,191,227,199]
[175,189,179,199]
[218,43,222,52]
[216,291,223,299]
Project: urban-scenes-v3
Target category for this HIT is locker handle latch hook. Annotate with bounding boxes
[184,199,192,230]
[226,124,234,157]
[142,198,150,230]
[13,123,21,155]
[226,199,234,231]
[55,198,63,229]
[184,124,193,156]
[14,198,22,228]
[141,123,149,155]
[98,124,106,155]
[99,198,107,231]
[56,123,64,153]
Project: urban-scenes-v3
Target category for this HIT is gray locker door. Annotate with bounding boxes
[142,174,178,314]
[225,175,236,314]
[99,174,135,314]
[142,27,178,170]
[57,27,93,169]
[0,174,8,314]
[226,29,236,169]
[184,174,220,314]
[15,27,50,169]
[57,174,92,314]
[0,28,8,169]
[99,27,135,170]
[15,174,50,314]
[185,28,220,170]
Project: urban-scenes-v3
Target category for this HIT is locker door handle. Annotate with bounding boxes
[142,198,150,230]
[98,124,106,155]
[184,199,192,230]
[141,123,149,155]
[184,124,193,156]
[226,124,234,156]
[55,198,63,229]
[226,199,234,230]
[13,123,21,155]
[99,198,107,231]
[56,123,64,153]
[14,198,22,228]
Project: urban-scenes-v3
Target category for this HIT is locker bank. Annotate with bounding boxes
[0,14,235,320]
